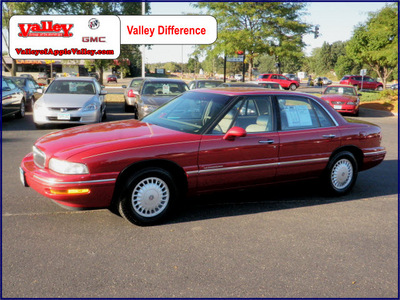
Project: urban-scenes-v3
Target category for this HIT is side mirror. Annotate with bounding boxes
[2,87,11,92]
[36,88,44,94]
[223,126,247,141]
[122,85,127,89]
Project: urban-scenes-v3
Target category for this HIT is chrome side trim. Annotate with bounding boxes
[33,176,116,185]
[364,150,386,156]
[187,157,329,175]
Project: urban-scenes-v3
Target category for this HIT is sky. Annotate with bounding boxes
[146,1,392,64]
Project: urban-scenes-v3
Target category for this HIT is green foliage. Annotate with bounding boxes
[194,2,312,79]
[346,3,398,88]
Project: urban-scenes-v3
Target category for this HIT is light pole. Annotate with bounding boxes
[141,2,146,77]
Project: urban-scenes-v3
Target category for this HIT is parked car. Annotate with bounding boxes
[33,77,107,129]
[122,77,189,119]
[20,88,386,226]
[234,74,243,81]
[257,74,299,90]
[314,77,332,86]
[218,82,263,88]
[10,76,42,110]
[88,72,99,81]
[188,79,223,89]
[37,72,48,80]
[284,73,301,84]
[2,77,26,119]
[20,74,35,80]
[390,83,398,90]
[340,75,383,90]
[107,74,118,83]
[249,81,284,90]
[321,85,361,116]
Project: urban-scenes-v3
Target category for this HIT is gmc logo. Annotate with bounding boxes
[82,37,106,42]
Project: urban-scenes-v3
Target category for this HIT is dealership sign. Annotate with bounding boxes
[9,15,217,59]
[10,15,120,59]
[119,16,217,45]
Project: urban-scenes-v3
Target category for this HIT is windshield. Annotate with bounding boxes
[46,80,96,94]
[12,78,26,87]
[142,81,188,96]
[324,86,356,96]
[142,91,233,134]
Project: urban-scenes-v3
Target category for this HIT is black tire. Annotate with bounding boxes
[289,84,297,91]
[118,168,178,226]
[324,151,358,195]
[102,108,107,121]
[124,101,133,113]
[133,106,139,119]
[35,123,45,129]
[15,99,26,119]
[376,86,383,91]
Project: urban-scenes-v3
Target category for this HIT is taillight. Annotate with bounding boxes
[127,89,136,97]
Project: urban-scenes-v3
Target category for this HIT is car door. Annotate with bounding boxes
[276,95,340,181]
[197,95,280,192]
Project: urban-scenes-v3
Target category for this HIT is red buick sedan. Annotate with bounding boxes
[20,88,386,225]
[321,85,361,116]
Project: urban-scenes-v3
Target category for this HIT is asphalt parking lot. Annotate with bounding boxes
[2,102,398,298]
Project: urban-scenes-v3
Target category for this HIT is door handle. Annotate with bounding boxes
[259,139,274,144]
[322,134,336,139]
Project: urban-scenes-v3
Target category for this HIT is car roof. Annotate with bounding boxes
[325,84,356,88]
[130,77,187,83]
[53,77,96,82]
[190,87,313,97]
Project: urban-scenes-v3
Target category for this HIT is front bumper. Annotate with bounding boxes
[330,103,359,115]
[20,153,118,209]
[33,107,101,125]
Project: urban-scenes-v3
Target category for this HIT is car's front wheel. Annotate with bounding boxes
[289,83,297,91]
[118,168,178,226]
[376,86,383,91]
[324,151,358,195]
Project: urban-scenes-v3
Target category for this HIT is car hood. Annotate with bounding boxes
[40,93,97,107]
[141,95,177,106]
[34,119,198,161]
[321,94,357,102]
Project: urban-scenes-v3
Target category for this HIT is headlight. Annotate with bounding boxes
[83,102,98,111]
[143,104,158,113]
[34,100,45,110]
[49,158,89,174]
[347,101,356,105]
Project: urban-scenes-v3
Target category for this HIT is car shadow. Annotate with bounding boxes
[167,159,398,225]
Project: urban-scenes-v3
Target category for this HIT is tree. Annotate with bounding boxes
[346,4,398,88]
[194,2,312,80]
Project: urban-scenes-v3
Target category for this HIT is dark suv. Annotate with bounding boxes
[340,75,383,90]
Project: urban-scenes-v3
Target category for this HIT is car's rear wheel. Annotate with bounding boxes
[289,83,297,91]
[15,99,26,119]
[133,106,139,119]
[376,86,383,91]
[118,168,177,226]
[324,151,358,195]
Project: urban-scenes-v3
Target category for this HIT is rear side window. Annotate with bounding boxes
[277,96,334,130]
[129,79,143,91]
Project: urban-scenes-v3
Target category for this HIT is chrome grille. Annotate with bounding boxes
[33,146,46,168]
[49,107,80,112]
[331,101,344,105]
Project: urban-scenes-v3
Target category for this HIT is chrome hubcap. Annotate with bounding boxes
[131,177,169,217]
[331,158,353,190]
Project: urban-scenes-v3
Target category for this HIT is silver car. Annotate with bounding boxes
[123,77,189,119]
[33,77,107,129]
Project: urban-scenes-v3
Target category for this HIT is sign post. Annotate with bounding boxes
[360,69,367,90]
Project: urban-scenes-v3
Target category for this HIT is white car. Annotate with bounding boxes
[234,74,243,81]
[33,77,107,129]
